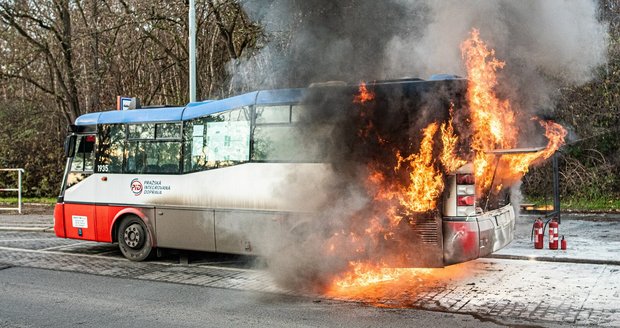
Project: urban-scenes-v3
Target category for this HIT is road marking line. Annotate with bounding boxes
[0,227,53,232]
[40,241,94,251]
[0,238,56,242]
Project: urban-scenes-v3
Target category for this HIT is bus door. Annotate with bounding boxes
[61,133,99,240]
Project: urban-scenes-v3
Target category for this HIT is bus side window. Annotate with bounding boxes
[125,122,182,174]
[256,105,290,124]
[252,105,312,162]
[125,142,144,173]
[183,107,251,173]
[97,124,125,173]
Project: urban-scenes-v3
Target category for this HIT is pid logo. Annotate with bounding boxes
[130,178,143,196]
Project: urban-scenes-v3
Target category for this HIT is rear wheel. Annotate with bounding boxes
[117,215,152,261]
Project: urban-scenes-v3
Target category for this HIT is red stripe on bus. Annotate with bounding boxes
[59,203,153,246]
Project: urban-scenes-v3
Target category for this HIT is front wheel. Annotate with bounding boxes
[117,215,153,261]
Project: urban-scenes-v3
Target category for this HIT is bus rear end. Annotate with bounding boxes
[441,164,515,265]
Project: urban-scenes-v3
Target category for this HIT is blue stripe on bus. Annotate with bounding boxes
[73,79,465,126]
[74,112,102,126]
[76,106,185,125]
[74,88,306,126]
[256,88,305,105]
[182,91,258,121]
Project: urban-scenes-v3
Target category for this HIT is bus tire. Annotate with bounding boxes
[117,215,152,261]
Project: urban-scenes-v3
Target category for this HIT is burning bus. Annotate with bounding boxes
[54,29,566,278]
[53,73,555,267]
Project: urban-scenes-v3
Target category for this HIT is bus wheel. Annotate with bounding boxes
[117,215,152,261]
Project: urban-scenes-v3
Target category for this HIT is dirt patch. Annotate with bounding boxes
[0,203,54,215]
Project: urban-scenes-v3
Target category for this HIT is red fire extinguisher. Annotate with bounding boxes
[561,235,567,250]
[531,218,544,249]
[549,219,559,250]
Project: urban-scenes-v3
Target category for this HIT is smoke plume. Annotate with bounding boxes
[384,0,608,118]
[232,0,609,291]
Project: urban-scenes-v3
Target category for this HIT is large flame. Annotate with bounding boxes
[461,28,517,193]
[461,28,567,195]
[440,106,467,173]
[326,261,477,304]
[395,123,444,213]
[326,28,566,296]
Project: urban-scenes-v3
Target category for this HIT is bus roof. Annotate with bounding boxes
[74,76,465,126]
[74,88,306,126]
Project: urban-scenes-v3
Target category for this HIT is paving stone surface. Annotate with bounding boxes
[0,216,619,326]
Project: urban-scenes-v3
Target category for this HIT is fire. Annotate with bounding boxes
[326,28,567,297]
[336,261,432,288]
[504,119,568,175]
[395,123,444,213]
[440,107,467,173]
[355,82,377,139]
[461,28,517,193]
[326,261,476,304]
[537,119,568,160]
[354,82,375,104]
[461,28,567,194]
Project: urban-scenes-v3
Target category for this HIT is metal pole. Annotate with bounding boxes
[552,153,560,224]
[18,169,22,214]
[483,155,502,212]
[189,0,197,103]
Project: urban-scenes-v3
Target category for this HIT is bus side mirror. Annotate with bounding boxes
[64,135,77,158]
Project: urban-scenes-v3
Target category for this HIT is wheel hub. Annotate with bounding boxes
[123,223,144,249]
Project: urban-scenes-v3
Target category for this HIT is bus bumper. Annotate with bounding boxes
[443,204,515,265]
[54,203,66,238]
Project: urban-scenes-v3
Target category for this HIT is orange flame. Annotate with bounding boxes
[461,28,566,194]
[395,123,444,213]
[326,261,476,304]
[461,28,517,193]
[503,118,568,175]
[327,28,567,297]
[440,107,467,173]
[538,119,568,160]
[354,82,375,104]
[333,261,432,288]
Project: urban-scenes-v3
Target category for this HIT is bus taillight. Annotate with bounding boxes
[457,195,475,206]
[456,174,475,185]
[455,173,476,217]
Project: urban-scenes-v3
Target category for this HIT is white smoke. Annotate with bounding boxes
[235,0,608,111]
[383,0,609,111]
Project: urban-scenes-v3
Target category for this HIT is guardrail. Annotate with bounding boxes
[0,168,25,214]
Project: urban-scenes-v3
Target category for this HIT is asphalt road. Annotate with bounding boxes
[0,213,619,327]
[0,266,502,328]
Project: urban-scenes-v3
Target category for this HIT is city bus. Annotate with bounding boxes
[54,76,516,267]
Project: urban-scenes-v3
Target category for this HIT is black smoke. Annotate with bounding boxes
[234,0,609,291]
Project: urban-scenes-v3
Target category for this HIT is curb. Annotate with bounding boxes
[487,253,620,266]
[0,226,54,233]
[520,213,620,221]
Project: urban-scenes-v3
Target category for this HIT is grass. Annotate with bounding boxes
[0,197,56,205]
[524,196,620,212]
[1,195,618,212]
